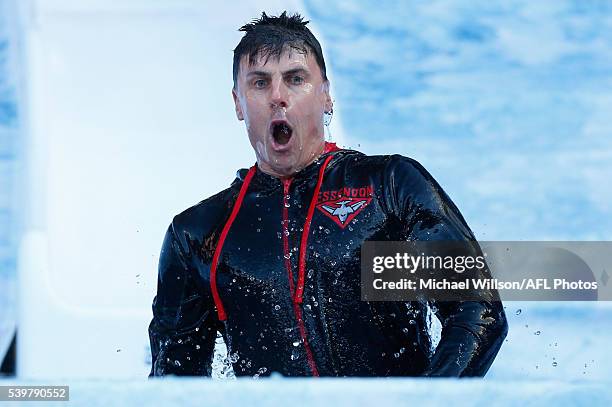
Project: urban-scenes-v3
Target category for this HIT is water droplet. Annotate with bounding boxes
[274,305,281,311]
[534,331,541,335]
[399,347,405,354]
[195,345,201,350]
[229,352,240,364]
[515,309,522,315]
[307,269,314,278]
[254,366,267,378]
[552,361,557,367]
[393,353,400,358]
[293,340,300,347]
[174,360,181,367]
[305,304,312,311]
[402,327,410,334]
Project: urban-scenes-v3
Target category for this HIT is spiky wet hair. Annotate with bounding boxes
[232,11,328,88]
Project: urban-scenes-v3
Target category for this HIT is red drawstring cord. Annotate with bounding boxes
[211,142,340,320]
[294,154,334,304]
[210,166,256,321]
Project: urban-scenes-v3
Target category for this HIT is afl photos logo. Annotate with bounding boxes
[316,185,373,228]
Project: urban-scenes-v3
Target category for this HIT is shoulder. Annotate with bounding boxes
[373,154,473,239]
[383,154,440,192]
[347,152,459,220]
[380,154,450,208]
[337,150,433,185]
[169,178,242,247]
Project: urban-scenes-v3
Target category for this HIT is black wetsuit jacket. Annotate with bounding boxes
[148,142,508,377]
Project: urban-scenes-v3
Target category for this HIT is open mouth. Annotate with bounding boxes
[270,120,293,146]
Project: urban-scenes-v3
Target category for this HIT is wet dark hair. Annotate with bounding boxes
[232,11,328,89]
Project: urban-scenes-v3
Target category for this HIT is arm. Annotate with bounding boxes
[148,221,219,376]
[384,155,508,377]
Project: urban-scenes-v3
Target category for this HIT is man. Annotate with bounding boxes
[149,11,507,377]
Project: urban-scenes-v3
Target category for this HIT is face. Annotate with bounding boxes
[232,47,332,178]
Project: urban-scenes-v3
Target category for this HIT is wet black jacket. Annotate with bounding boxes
[148,143,508,377]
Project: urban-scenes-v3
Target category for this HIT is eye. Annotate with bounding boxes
[254,79,267,89]
[290,75,304,85]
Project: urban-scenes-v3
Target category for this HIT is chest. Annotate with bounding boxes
[216,176,396,294]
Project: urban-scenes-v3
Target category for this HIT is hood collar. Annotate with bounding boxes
[235,142,342,188]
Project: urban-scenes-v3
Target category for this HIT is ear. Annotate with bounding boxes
[323,81,333,113]
[232,87,244,121]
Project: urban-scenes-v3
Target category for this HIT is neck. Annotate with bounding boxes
[259,141,331,179]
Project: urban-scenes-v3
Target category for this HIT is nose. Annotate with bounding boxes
[270,77,288,110]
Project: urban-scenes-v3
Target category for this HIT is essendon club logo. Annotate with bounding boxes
[316,185,373,228]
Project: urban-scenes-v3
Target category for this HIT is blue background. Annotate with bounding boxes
[304,0,612,241]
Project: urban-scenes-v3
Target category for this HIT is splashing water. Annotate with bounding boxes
[426,302,442,353]
[211,333,236,380]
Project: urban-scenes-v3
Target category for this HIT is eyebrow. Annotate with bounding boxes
[246,68,310,79]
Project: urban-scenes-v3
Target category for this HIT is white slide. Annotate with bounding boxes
[17,0,345,378]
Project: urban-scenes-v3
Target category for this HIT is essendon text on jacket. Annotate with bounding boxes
[316,185,374,228]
